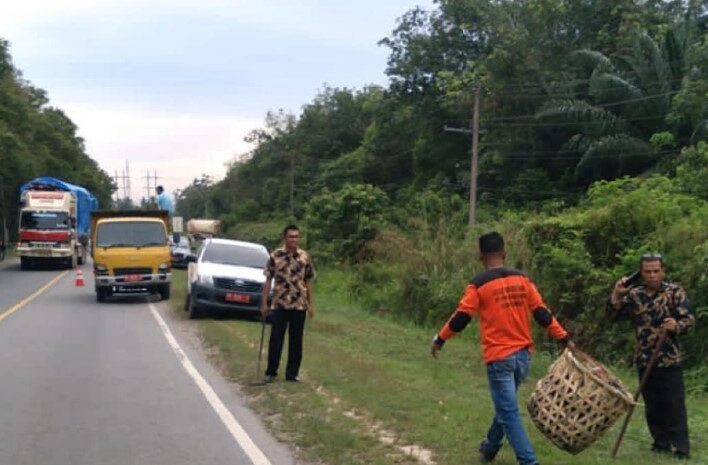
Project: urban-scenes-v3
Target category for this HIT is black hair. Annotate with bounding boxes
[479,231,505,254]
[639,252,663,269]
[156,185,164,193]
[282,224,300,237]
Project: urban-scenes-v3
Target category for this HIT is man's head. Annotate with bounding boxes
[156,185,164,195]
[282,224,301,251]
[639,253,664,290]
[478,231,506,267]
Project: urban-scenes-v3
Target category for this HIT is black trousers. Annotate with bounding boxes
[265,308,307,379]
[638,366,690,455]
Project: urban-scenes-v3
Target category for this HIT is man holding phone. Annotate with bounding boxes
[608,253,695,459]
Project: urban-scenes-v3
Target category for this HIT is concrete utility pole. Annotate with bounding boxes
[289,151,295,218]
[443,85,481,226]
[469,86,480,226]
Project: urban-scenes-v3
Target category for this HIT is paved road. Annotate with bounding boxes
[0,258,294,465]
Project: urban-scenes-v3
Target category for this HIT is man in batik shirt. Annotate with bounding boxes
[260,225,315,383]
[608,253,695,460]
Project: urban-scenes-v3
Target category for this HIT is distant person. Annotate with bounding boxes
[608,253,694,460]
[260,225,315,383]
[155,185,174,215]
[430,232,570,465]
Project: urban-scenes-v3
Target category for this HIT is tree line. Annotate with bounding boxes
[0,38,114,233]
[178,0,706,222]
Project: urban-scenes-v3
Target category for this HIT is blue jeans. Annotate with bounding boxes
[481,348,538,465]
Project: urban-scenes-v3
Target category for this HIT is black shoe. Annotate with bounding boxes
[479,441,500,463]
[264,375,276,384]
[285,376,301,383]
[674,451,690,460]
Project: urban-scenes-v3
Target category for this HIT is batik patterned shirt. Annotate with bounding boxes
[609,282,694,368]
[264,247,315,310]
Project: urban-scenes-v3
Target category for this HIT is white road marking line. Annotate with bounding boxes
[148,303,273,465]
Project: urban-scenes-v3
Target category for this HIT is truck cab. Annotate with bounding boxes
[91,211,171,302]
[17,190,81,269]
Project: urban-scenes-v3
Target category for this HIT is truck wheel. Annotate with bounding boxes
[96,288,107,302]
[20,257,31,270]
[158,284,171,300]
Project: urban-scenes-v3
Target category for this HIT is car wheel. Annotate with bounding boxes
[187,294,202,319]
[158,284,171,300]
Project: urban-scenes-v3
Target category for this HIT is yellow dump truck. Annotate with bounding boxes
[90,210,171,302]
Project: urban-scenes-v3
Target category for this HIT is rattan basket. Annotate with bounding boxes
[527,348,634,454]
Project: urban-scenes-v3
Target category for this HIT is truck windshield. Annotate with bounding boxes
[201,243,268,269]
[20,211,70,230]
[96,222,166,248]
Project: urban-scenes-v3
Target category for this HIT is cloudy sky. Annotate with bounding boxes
[1,0,433,201]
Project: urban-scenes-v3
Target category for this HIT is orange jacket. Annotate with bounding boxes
[436,267,567,363]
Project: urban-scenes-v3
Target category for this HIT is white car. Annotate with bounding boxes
[185,238,270,319]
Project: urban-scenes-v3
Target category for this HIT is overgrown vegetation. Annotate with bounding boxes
[174,1,706,389]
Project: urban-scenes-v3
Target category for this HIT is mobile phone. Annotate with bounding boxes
[624,271,641,286]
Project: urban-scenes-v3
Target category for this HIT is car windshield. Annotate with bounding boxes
[20,211,70,230]
[201,243,268,268]
[96,222,166,248]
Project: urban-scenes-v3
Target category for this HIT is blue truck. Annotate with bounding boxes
[17,177,98,269]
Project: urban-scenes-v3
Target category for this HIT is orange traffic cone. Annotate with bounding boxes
[75,268,85,287]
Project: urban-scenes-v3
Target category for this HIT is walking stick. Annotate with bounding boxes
[256,315,266,378]
[611,329,668,458]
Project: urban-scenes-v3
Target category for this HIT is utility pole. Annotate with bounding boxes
[125,160,132,203]
[469,86,480,226]
[442,85,481,226]
[144,170,153,200]
[289,151,295,218]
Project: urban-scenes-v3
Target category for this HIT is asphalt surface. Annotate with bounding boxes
[0,258,295,465]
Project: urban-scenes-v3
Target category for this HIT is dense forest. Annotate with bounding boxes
[176,0,707,385]
[0,38,114,232]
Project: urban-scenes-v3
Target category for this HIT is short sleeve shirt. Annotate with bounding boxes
[264,247,315,310]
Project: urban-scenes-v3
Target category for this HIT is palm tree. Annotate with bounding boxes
[536,21,702,184]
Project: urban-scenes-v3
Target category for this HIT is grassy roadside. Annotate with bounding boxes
[169,268,707,465]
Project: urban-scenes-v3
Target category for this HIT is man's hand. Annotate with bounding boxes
[259,303,269,319]
[430,335,444,358]
[307,306,315,320]
[430,342,442,359]
[611,278,632,307]
[662,318,678,334]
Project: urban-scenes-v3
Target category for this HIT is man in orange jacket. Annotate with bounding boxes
[431,232,570,465]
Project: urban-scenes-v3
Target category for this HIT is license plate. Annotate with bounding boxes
[34,249,52,255]
[225,292,250,303]
[124,274,142,282]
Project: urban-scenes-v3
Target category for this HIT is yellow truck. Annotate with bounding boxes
[90,210,171,302]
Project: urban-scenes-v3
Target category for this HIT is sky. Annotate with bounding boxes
[0,0,434,201]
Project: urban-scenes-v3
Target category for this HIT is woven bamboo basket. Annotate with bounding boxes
[527,348,634,454]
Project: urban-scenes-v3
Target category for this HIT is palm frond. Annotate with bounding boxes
[571,49,614,74]
[589,72,643,103]
[574,134,653,184]
[536,99,630,135]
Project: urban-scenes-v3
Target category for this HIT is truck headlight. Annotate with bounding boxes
[94,264,108,276]
[158,262,171,272]
[198,274,213,286]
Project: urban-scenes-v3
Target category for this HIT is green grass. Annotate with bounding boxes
[169,268,707,464]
